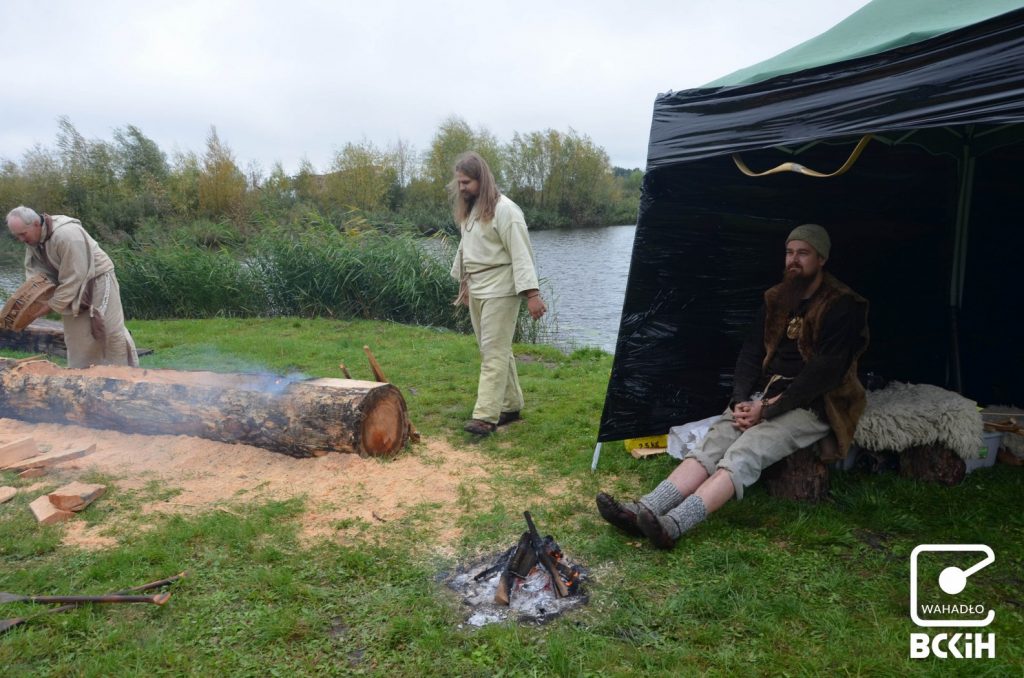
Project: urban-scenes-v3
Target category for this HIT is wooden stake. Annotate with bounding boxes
[338,363,352,379]
[363,345,388,383]
[360,345,419,442]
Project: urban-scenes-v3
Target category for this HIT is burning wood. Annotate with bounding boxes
[446,512,587,626]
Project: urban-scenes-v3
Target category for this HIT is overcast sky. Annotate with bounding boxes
[0,0,870,174]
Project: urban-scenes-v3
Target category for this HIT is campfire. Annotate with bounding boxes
[446,511,588,626]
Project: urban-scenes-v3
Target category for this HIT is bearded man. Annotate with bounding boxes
[449,151,547,436]
[6,206,139,368]
[597,224,869,549]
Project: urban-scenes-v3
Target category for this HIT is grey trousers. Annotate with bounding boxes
[684,407,831,500]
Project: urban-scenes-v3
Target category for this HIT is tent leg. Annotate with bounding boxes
[949,305,963,393]
[591,442,603,472]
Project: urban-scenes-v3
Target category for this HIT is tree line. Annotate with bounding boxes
[0,115,643,240]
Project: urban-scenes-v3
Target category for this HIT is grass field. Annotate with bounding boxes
[1,318,1021,676]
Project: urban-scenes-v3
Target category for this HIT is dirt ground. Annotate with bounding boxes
[0,417,513,553]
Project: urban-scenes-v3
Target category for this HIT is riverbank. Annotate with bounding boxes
[1,317,1021,675]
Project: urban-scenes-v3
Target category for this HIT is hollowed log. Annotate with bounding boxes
[0,358,409,457]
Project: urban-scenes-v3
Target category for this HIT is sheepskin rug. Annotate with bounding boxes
[854,382,983,460]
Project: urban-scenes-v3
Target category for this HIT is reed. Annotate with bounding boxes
[111,229,470,331]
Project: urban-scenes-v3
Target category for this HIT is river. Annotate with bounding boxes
[529,224,634,353]
[0,225,636,353]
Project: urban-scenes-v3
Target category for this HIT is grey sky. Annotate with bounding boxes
[0,0,870,174]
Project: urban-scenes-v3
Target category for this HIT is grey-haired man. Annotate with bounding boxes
[7,206,138,368]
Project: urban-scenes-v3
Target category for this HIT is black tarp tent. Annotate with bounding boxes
[598,0,1024,444]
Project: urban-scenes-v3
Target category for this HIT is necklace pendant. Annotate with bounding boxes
[786,316,802,340]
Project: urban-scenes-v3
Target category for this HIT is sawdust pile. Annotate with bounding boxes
[0,417,495,551]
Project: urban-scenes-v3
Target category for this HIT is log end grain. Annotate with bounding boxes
[360,388,409,457]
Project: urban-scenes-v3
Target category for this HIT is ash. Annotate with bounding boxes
[446,556,589,627]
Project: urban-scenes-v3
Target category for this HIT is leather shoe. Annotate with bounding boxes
[637,505,677,550]
[463,419,497,435]
[596,492,643,537]
[497,411,521,426]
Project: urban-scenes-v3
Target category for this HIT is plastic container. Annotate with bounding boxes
[965,431,1002,473]
[624,435,668,452]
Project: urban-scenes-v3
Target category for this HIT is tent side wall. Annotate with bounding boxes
[598,9,1024,442]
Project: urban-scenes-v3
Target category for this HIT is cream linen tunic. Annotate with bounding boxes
[449,195,540,298]
[24,215,138,368]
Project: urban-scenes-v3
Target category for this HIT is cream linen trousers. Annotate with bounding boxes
[468,294,524,423]
[62,272,139,369]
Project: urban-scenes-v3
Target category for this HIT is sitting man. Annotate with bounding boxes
[597,224,869,549]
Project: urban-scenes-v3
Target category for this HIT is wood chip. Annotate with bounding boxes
[629,446,667,459]
[48,482,107,512]
[29,495,74,524]
[0,486,16,504]
[0,436,39,467]
[1,443,96,471]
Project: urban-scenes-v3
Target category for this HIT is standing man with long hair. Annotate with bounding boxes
[449,151,546,436]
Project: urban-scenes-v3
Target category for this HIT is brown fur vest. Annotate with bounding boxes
[763,272,869,458]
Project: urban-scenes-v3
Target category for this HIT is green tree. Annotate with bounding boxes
[293,157,324,207]
[167,150,202,220]
[504,128,620,225]
[55,117,130,231]
[197,127,247,221]
[324,140,396,212]
[0,146,66,215]
[113,124,171,222]
[424,116,503,193]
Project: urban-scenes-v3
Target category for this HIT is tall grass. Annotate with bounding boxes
[112,244,266,318]
[111,228,471,331]
[250,229,466,329]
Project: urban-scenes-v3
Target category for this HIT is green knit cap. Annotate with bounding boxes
[787,223,830,259]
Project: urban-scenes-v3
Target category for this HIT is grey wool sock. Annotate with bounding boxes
[637,480,686,516]
[661,494,708,540]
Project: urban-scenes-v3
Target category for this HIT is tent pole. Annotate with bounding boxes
[948,142,975,394]
[591,442,602,472]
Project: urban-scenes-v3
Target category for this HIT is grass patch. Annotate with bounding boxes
[1,318,1022,675]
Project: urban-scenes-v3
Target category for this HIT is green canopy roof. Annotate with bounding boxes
[706,0,1024,87]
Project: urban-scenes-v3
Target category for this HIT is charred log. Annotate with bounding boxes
[0,358,409,458]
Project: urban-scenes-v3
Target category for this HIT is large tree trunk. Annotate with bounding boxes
[0,358,409,458]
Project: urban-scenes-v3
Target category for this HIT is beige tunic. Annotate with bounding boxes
[25,215,138,368]
[449,195,540,298]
